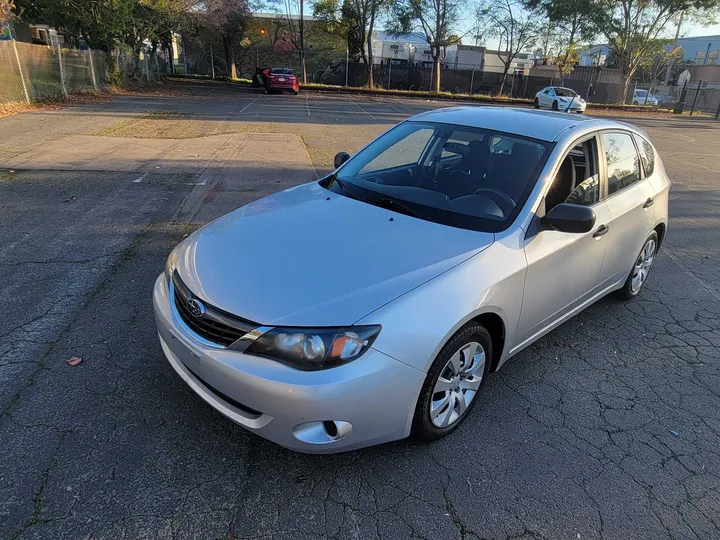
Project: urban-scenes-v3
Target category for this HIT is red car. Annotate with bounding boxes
[262,67,299,95]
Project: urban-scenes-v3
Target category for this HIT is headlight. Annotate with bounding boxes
[164,249,179,283]
[245,325,381,370]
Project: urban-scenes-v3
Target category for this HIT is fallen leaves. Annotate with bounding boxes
[67,356,83,366]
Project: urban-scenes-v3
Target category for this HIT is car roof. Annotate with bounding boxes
[408,106,632,142]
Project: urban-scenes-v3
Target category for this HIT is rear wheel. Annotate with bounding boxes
[633,100,639,105]
[412,322,492,441]
[294,90,299,95]
[552,100,559,111]
[534,98,540,109]
[616,232,658,300]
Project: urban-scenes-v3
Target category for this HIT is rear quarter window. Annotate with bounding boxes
[636,135,656,177]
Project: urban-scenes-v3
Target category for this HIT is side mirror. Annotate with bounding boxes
[334,152,351,169]
[543,203,596,234]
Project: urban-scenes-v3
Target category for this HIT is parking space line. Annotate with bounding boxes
[305,94,311,117]
[238,95,261,114]
[665,249,720,302]
[385,101,403,113]
[350,97,377,120]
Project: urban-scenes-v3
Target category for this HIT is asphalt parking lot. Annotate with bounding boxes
[2,80,720,540]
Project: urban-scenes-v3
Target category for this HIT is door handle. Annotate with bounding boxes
[593,225,609,238]
[643,197,654,209]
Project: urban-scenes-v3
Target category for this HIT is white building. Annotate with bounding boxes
[579,44,610,66]
[445,45,484,69]
[482,50,534,74]
[370,31,434,65]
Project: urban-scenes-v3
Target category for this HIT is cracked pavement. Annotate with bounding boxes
[2,81,720,539]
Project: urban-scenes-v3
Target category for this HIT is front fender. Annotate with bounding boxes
[356,233,527,373]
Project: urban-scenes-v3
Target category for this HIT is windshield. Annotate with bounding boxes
[271,68,294,75]
[636,90,648,96]
[322,121,553,232]
[554,88,576,97]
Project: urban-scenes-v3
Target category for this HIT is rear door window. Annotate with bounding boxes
[441,130,482,159]
[601,132,642,195]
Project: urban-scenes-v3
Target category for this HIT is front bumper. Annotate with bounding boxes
[152,275,424,453]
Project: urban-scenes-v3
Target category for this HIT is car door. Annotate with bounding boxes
[537,88,547,107]
[516,133,612,346]
[595,131,656,287]
[544,88,555,107]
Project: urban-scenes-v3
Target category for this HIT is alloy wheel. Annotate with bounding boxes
[430,342,486,428]
[631,238,656,294]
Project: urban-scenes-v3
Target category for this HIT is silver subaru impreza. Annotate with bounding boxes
[153,107,670,453]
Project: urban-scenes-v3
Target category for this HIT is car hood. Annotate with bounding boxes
[176,182,494,326]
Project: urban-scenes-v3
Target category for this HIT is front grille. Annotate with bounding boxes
[172,272,256,347]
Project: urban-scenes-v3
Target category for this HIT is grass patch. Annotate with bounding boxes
[92,111,230,139]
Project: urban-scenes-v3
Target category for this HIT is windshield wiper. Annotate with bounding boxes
[332,175,353,197]
[329,176,430,221]
[370,197,430,220]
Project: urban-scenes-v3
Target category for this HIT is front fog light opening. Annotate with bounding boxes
[323,421,338,438]
[293,420,352,444]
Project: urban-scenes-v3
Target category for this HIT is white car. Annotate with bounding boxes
[633,89,658,106]
[534,87,586,113]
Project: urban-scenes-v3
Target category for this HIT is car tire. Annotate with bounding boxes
[615,231,658,300]
[412,321,492,442]
[294,91,299,95]
[633,100,638,105]
[552,100,559,111]
[534,98,540,109]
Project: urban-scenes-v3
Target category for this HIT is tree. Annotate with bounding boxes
[389,0,467,93]
[634,41,682,100]
[199,0,251,79]
[314,0,388,88]
[1,0,15,33]
[14,0,136,51]
[523,0,602,74]
[125,0,191,57]
[13,0,191,58]
[313,0,362,57]
[477,0,540,95]
[596,0,720,103]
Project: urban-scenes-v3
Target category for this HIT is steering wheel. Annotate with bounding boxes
[473,188,516,215]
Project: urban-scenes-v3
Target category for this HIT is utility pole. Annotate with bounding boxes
[299,0,307,84]
[663,11,684,86]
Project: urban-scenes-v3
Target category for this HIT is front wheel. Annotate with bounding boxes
[552,100,559,111]
[633,100,639,105]
[616,232,658,300]
[412,322,492,441]
[534,98,540,109]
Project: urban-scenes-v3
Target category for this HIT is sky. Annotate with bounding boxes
[291,2,720,50]
[453,14,720,51]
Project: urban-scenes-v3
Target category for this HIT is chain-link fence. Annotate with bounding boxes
[1,40,167,106]
[640,81,720,115]
[174,47,631,104]
[114,50,167,84]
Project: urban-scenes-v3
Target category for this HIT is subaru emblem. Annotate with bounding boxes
[187,298,206,318]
